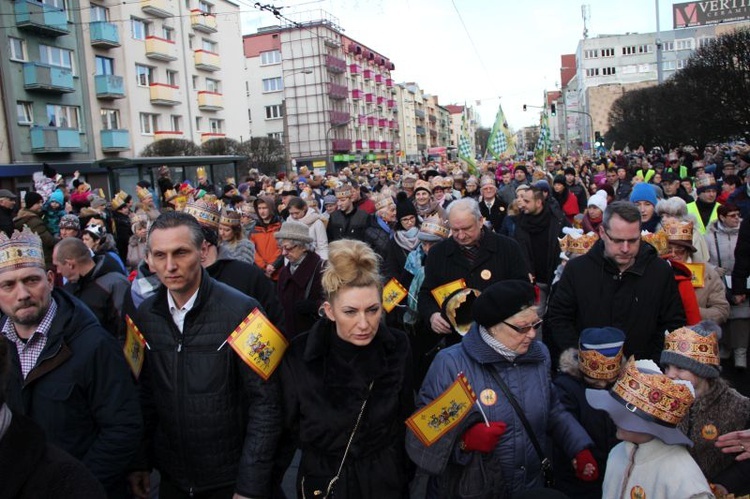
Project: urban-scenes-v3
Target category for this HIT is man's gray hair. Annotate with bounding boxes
[446,197,481,221]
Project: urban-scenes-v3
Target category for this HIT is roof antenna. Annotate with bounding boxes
[581,4,590,39]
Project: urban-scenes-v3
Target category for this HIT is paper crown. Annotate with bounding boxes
[641,231,669,255]
[136,185,152,201]
[182,197,220,229]
[219,206,241,227]
[443,288,481,336]
[695,174,717,190]
[401,174,417,186]
[558,232,599,255]
[414,179,432,194]
[374,193,395,211]
[579,349,624,381]
[196,167,207,180]
[129,212,150,228]
[611,357,695,427]
[0,226,45,272]
[334,183,352,199]
[111,190,131,210]
[661,220,693,243]
[480,176,496,188]
[420,219,450,240]
[664,327,719,367]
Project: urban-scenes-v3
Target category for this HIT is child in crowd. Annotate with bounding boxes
[42,189,66,237]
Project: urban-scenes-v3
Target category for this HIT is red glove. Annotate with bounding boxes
[461,422,507,453]
[574,448,599,481]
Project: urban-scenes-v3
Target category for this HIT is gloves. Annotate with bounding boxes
[574,448,599,482]
[461,422,507,453]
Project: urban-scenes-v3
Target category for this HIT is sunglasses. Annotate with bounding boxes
[502,319,543,334]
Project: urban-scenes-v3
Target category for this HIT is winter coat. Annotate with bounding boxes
[252,197,283,278]
[0,409,107,499]
[2,289,142,490]
[406,325,593,498]
[62,254,131,340]
[14,208,57,268]
[133,271,281,497]
[677,378,750,482]
[687,200,720,235]
[731,216,750,296]
[552,349,619,499]
[0,204,14,237]
[478,196,507,233]
[327,207,369,243]
[218,237,256,265]
[127,234,148,271]
[276,251,324,339]
[280,319,413,499]
[693,261,730,324]
[729,185,750,219]
[363,214,393,255]
[513,206,568,286]
[110,209,132,261]
[42,192,65,237]
[297,209,329,260]
[546,239,686,363]
[706,220,750,320]
[554,190,580,224]
[569,182,588,214]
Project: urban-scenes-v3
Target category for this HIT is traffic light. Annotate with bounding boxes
[550,103,557,116]
[523,104,527,112]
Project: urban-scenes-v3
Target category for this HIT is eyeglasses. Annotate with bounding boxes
[604,230,640,246]
[280,244,299,252]
[502,319,543,334]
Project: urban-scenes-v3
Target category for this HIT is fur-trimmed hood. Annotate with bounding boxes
[558,348,582,378]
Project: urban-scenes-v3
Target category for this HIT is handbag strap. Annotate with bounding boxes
[486,369,551,471]
[304,259,322,301]
[713,231,723,269]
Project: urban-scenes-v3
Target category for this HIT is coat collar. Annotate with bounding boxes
[149,268,215,319]
[588,238,657,276]
[460,323,545,365]
[302,319,398,362]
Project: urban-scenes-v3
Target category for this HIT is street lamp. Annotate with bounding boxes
[283,68,314,176]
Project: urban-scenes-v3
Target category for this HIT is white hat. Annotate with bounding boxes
[587,191,607,212]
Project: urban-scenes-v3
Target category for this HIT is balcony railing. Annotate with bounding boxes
[389,120,396,129]
[325,55,346,73]
[355,139,364,150]
[358,114,366,125]
[90,21,120,48]
[141,0,172,18]
[363,69,372,80]
[197,91,223,111]
[416,126,426,135]
[376,96,385,106]
[145,36,177,61]
[368,140,378,150]
[331,138,352,152]
[374,74,383,84]
[381,141,390,149]
[194,50,220,71]
[154,130,184,141]
[95,74,125,99]
[190,9,217,33]
[366,117,376,127]
[30,127,81,152]
[327,82,348,100]
[365,93,374,104]
[414,109,425,118]
[23,63,74,93]
[351,89,363,100]
[387,99,396,109]
[101,129,130,152]
[329,110,350,126]
[378,118,387,128]
[149,83,181,106]
[201,132,225,143]
[428,114,437,123]
[349,64,361,75]
[15,0,68,36]
[385,78,393,88]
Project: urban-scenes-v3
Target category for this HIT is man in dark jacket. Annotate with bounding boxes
[109,191,133,262]
[327,184,369,243]
[477,176,507,232]
[546,201,686,364]
[0,189,16,237]
[129,212,281,499]
[0,228,142,495]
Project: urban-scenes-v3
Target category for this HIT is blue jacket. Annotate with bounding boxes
[406,324,593,497]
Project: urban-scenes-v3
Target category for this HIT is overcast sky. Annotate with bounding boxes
[241,0,679,130]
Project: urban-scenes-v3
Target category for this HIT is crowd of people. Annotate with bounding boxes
[0,144,749,498]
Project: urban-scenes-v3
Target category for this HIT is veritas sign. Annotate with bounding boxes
[673,0,750,28]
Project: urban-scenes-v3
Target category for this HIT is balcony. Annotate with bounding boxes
[201,132,225,143]
[141,0,172,18]
[100,129,129,152]
[349,64,361,75]
[381,141,389,149]
[23,63,74,93]
[363,69,372,80]
[429,114,437,123]
[414,109,425,118]
[355,139,364,150]
[95,74,125,99]
[365,93,374,104]
[366,117,375,127]
[328,82,348,100]
[190,9,217,33]
[145,36,177,62]
[154,130,183,141]
[368,140,378,150]
[325,55,346,73]
[89,21,119,48]
[30,127,81,153]
[387,99,396,109]
[149,83,181,106]
[329,110,350,126]
[376,96,385,106]
[14,0,68,37]
[331,138,351,152]
[197,91,223,111]
[386,78,393,88]
[351,89,363,100]
[389,120,396,129]
[416,126,426,136]
[194,50,220,71]
[378,118,387,128]
[374,74,383,85]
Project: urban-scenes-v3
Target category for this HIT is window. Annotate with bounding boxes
[188,34,194,49]
[677,59,689,69]
[265,104,283,119]
[90,4,108,21]
[100,109,120,130]
[16,102,33,125]
[195,116,202,130]
[585,68,599,77]
[171,115,182,131]
[9,38,26,62]
[201,39,217,52]
[42,0,65,9]
[198,0,212,13]
[662,41,674,51]
[140,113,158,134]
[260,50,282,65]
[192,75,198,89]
[267,132,282,141]
[46,105,80,129]
[583,49,598,59]
[601,47,615,57]
[622,45,636,55]
[39,45,73,71]
[208,118,223,133]
[662,60,676,71]
[602,67,616,76]
[162,26,174,41]
[675,39,694,50]
[95,56,114,75]
[135,64,154,86]
[131,18,148,40]
[205,78,220,92]
[166,70,178,86]
[262,77,283,92]
[698,37,715,48]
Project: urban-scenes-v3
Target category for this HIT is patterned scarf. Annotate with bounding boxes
[479,325,518,361]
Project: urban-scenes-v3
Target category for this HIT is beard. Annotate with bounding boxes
[11,301,49,327]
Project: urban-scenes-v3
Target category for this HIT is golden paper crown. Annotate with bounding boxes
[196,167,207,180]
[579,349,624,381]
[129,212,150,228]
[695,174,717,189]
[420,219,450,239]
[414,179,432,194]
[611,357,694,427]
[334,183,353,199]
[163,189,178,201]
[0,226,45,272]
[480,176,496,188]
[182,197,220,229]
[661,220,693,243]
[136,185,152,202]
[374,193,395,211]
[558,232,599,255]
[664,327,719,366]
[220,206,241,227]
[641,231,669,255]
[111,190,130,210]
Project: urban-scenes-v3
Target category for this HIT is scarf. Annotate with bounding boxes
[394,227,420,251]
[416,199,441,219]
[479,325,518,361]
[0,403,12,441]
[518,205,552,235]
[376,215,393,236]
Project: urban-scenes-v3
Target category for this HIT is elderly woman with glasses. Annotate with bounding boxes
[407,280,598,498]
[274,220,324,339]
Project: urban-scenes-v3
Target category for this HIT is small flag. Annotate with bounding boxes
[227,308,288,381]
[431,278,467,308]
[487,104,509,160]
[406,373,478,446]
[123,315,147,379]
[458,110,478,176]
[382,277,408,313]
[535,111,552,166]
[684,262,706,288]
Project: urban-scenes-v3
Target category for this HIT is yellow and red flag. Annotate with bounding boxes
[123,315,147,379]
[227,308,288,381]
[684,262,706,288]
[431,278,467,308]
[382,277,408,313]
[406,373,477,447]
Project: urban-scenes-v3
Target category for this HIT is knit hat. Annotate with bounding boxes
[660,323,721,379]
[48,189,64,206]
[514,165,528,177]
[90,196,107,209]
[552,174,566,186]
[0,227,44,273]
[24,191,43,209]
[396,191,417,221]
[59,214,80,231]
[578,327,625,381]
[630,182,657,206]
[471,280,535,329]
[587,191,607,212]
[534,180,551,196]
[274,220,313,244]
[323,195,337,206]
